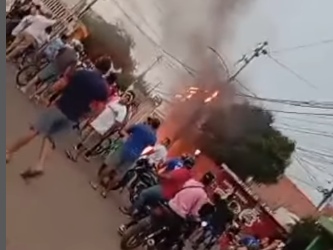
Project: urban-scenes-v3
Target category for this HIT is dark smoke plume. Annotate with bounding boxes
[158,0,255,143]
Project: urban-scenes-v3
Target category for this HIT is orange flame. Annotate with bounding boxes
[204,90,219,103]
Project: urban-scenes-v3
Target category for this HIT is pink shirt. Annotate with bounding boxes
[168,179,208,219]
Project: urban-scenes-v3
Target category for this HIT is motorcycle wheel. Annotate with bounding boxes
[120,217,151,250]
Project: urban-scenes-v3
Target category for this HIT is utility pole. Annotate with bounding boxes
[77,0,100,18]
[140,55,163,78]
[147,81,162,96]
[126,55,163,91]
[229,41,268,81]
[317,186,333,211]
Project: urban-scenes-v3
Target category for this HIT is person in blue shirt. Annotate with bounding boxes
[159,153,196,173]
[6,56,112,180]
[43,34,68,61]
[239,235,261,250]
[165,157,184,171]
[91,118,161,198]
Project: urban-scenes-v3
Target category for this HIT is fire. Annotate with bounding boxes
[186,93,193,99]
[204,90,219,103]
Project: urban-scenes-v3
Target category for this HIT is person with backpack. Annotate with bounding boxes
[154,172,215,249]
[118,158,196,233]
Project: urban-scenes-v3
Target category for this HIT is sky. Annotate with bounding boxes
[61,0,333,206]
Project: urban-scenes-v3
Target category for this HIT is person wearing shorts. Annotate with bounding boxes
[6,56,112,180]
[65,92,132,162]
[21,38,78,99]
[6,12,56,60]
[90,118,161,198]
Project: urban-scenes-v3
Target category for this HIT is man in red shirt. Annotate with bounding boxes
[118,156,195,233]
[160,167,192,200]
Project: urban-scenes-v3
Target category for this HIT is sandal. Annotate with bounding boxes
[65,149,77,162]
[20,169,44,180]
[100,190,108,199]
[83,154,91,163]
[119,206,131,216]
[89,181,99,190]
[6,151,11,164]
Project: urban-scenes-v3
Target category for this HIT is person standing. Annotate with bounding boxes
[90,118,161,198]
[7,12,56,60]
[65,92,133,162]
[193,193,235,249]
[6,2,40,41]
[22,38,80,99]
[6,56,112,180]
[142,137,171,167]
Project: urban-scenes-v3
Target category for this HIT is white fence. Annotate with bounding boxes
[7,0,88,36]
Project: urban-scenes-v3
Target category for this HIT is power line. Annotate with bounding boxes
[267,54,318,89]
[276,125,333,139]
[125,1,161,40]
[239,93,333,110]
[234,79,259,97]
[207,46,230,77]
[278,122,333,137]
[297,147,333,160]
[297,154,333,176]
[278,116,333,126]
[298,156,333,175]
[267,109,333,117]
[295,154,320,184]
[270,39,333,54]
[288,174,319,189]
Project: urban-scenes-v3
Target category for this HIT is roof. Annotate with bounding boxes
[322,205,333,217]
[250,176,319,218]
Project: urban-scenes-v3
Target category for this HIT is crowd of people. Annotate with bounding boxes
[6,1,286,249]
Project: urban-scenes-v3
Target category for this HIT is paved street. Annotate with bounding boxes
[6,63,127,250]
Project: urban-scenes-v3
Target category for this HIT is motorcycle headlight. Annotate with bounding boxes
[201,221,208,227]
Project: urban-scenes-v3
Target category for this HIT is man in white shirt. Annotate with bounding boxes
[65,92,132,162]
[6,12,56,60]
[142,138,171,167]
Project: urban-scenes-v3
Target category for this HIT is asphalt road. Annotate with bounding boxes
[6,63,128,250]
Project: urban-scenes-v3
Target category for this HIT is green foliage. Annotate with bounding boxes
[198,104,295,184]
[284,217,320,250]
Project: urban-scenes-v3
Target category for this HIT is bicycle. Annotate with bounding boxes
[16,58,49,87]
[85,136,123,159]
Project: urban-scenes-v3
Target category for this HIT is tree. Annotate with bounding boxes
[198,104,295,184]
[81,13,136,73]
[284,217,320,250]
[79,11,154,96]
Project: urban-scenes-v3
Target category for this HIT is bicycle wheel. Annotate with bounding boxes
[89,138,113,157]
[16,64,40,87]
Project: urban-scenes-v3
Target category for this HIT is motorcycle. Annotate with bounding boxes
[110,158,158,203]
[120,204,199,250]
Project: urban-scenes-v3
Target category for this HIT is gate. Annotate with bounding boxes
[39,0,87,36]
